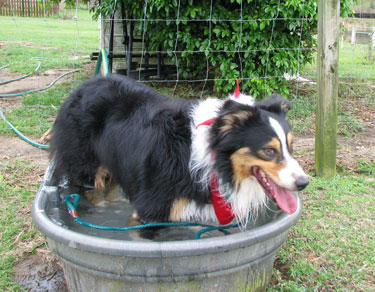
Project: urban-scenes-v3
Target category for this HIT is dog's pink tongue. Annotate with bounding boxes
[270,181,297,214]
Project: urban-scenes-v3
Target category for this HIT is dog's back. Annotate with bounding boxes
[50,75,193,187]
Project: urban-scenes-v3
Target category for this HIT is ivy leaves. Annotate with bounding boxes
[60,0,355,97]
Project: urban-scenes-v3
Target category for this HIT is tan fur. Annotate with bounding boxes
[280,101,291,112]
[132,211,140,221]
[94,166,112,189]
[230,144,287,188]
[84,180,119,205]
[84,166,120,205]
[220,110,253,133]
[266,138,281,153]
[169,198,189,221]
[127,212,142,227]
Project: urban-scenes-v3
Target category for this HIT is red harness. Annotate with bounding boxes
[196,119,235,225]
[194,78,242,225]
[209,172,235,225]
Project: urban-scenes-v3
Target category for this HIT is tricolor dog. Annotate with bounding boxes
[51,74,309,227]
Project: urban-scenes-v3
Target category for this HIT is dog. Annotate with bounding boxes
[50,74,309,227]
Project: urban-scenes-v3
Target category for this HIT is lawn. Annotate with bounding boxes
[0,7,97,75]
[1,9,375,292]
[269,170,375,291]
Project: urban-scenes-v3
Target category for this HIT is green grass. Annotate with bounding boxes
[0,70,91,137]
[0,160,41,291]
[0,13,98,74]
[268,172,375,291]
[52,4,95,20]
[339,42,375,79]
[0,13,96,289]
[288,94,366,136]
[352,0,375,11]
[0,13,97,51]
[291,40,375,136]
[0,12,97,137]
[302,41,375,80]
[1,43,91,75]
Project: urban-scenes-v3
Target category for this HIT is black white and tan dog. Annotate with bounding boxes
[51,74,309,227]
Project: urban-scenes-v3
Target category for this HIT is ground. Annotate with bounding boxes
[13,254,67,292]
[1,71,375,291]
[2,126,375,291]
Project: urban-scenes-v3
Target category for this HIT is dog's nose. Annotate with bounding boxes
[295,176,309,191]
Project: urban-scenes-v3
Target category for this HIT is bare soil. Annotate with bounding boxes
[13,253,67,292]
[0,69,76,97]
[0,135,49,170]
[293,128,375,175]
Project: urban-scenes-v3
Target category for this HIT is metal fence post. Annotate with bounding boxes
[315,0,339,177]
[369,27,375,59]
[351,26,356,45]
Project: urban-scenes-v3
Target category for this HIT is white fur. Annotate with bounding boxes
[227,177,268,228]
[229,93,256,106]
[269,117,307,190]
[180,201,218,223]
[189,98,223,188]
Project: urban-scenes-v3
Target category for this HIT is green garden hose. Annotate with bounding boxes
[0,69,80,98]
[64,194,241,240]
[0,109,50,149]
[1,48,108,148]
[0,61,41,85]
[0,68,80,148]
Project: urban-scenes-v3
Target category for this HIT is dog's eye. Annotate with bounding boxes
[263,147,277,157]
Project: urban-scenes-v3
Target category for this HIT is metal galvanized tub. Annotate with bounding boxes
[32,163,302,292]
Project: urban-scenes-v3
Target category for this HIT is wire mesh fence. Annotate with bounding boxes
[0,1,374,169]
[1,1,375,291]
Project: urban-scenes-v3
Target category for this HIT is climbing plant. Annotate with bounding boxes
[53,0,356,97]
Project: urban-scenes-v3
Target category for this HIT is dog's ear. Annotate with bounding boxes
[210,100,260,149]
[219,100,259,130]
[260,94,290,116]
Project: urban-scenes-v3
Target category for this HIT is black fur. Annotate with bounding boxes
[51,75,208,222]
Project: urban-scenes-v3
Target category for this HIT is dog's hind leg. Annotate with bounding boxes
[84,166,121,205]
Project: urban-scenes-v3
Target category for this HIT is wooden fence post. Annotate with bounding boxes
[315,0,339,177]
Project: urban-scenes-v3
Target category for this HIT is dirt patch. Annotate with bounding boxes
[0,135,49,171]
[13,253,67,292]
[0,68,77,98]
[293,127,375,174]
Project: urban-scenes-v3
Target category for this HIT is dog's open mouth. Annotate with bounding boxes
[252,166,297,214]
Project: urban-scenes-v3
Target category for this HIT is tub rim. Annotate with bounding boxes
[32,162,302,258]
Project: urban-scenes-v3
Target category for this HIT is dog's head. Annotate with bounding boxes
[210,94,308,223]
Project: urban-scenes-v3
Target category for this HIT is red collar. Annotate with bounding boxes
[195,117,217,129]
[195,115,236,225]
[210,172,235,225]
